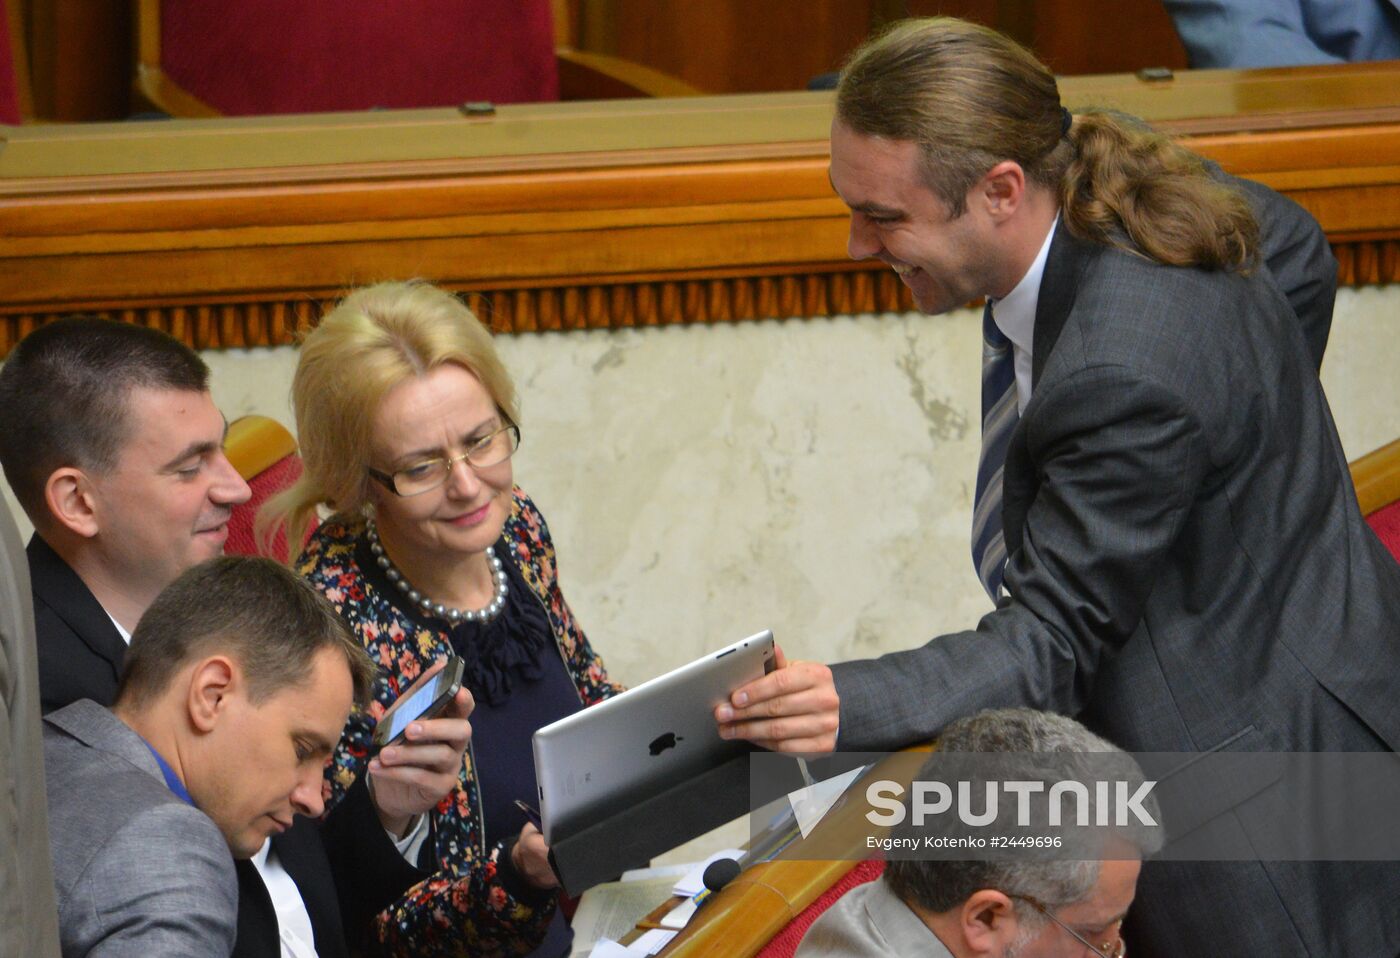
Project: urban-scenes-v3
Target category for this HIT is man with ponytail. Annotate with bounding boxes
[718,17,1400,956]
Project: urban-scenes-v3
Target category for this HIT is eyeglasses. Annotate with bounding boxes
[1009,894,1125,958]
[368,422,521,497]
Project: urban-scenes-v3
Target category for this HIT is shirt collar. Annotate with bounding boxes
[106,609,132,645]
[988,214,1059,355]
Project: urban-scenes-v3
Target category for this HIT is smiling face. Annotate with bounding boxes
[195,646,353,859]
[829,119,1006,316]
[368,363,513,565]
[85,387,251,603]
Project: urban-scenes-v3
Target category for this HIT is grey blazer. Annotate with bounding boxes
[795,879,952,958]
[831,185,1400,955]
[0,498,61,957]
[43,700,238,958]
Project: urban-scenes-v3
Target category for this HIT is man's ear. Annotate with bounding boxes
[959,889,1021,954]
[977,160,1027,221]
[44,467,101,538]
[187,655,238,733]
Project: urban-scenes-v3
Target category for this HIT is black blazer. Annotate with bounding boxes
[235,777,424,958]
[28,534,126,714]
[27,536,424,956]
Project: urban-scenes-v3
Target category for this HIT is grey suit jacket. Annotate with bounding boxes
[831,184,1400,955]
[795,879,952,958]
[0,499,61,957]
[43,700,238,958]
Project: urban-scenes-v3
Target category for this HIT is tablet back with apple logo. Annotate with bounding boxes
[532,630,775,845]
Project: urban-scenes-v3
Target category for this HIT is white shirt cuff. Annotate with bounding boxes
[389,812,430,865]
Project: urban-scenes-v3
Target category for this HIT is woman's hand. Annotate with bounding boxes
[511,823,559,889]
[367,662,475,836]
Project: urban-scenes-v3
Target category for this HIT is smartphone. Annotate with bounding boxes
[371,657,466,751]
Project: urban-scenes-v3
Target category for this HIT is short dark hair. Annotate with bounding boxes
[0,316,210,521]
[117,556,375,708]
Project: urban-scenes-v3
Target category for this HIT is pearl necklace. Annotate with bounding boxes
[366,519,508,624]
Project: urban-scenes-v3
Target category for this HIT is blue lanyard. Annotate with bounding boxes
[140,739,195,807]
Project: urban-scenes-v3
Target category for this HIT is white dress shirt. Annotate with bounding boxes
[251,841,320,958]
[988,215,1059,414]
[106,613,130,645]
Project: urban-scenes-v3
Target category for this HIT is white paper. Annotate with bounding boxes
[787,765,867,839]
[658,897,698,929]
[584,930,677,958]
[620,863,691,882]
[569,875,681,957]
[671,848,745,897]
[633,929,679,955]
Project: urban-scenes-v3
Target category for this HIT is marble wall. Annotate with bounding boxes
[4,286,1398,691]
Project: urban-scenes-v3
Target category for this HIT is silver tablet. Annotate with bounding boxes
[533,629,776,844]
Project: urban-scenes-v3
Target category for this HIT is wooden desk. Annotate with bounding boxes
[2,62,1400,355]
[627,751,931,958]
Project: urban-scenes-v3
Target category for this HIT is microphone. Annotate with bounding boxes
[701,857,742,896]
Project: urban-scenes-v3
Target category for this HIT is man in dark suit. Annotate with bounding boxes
[0,316,470,957]
[44,556,374,957]
[716,17,1400,957]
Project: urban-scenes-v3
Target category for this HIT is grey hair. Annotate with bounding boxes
[884,708,1159,929]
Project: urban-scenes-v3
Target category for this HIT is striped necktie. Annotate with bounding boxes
[971,301,1018,601]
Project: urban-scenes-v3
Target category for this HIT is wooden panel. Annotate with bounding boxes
[1352,438,1400,517]
[25,0,130,121]
[2,63,1400,355]
[906,0,1187,76]
[578,0,877,93]
[1019,0,1188,76]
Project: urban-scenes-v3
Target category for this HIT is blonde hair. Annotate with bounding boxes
[837,18,1258,272]
[258,281,519,556]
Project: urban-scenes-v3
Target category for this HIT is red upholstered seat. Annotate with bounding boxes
[156,0,559,115]
[0,0,24,124]
[756,859,885,958]
[223,416,316,562]
[226,454,308,561]
[1352,438,1400,564]
[1367,499,1400,562]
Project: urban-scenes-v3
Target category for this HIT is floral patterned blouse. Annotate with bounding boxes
[298,488,621,957]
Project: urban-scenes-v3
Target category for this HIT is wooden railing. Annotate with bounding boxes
[2,61,1399,355]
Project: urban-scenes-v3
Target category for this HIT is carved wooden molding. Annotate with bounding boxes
[3,64,1400,356]
[7,237,1399,357]
[1334,239,1400,288]
[0,267,922,354]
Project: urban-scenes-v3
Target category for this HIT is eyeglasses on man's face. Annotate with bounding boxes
[1009,894,1125,958]
[368,421,521,497]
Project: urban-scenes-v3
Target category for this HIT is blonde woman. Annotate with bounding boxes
[263,281,620,958]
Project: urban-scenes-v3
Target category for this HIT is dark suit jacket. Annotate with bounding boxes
[28,533,127,715]
[28,537,423,956]
[831,184,1400,955]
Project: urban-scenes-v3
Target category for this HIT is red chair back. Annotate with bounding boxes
[755,860,885,958]
[155,0,559,115]
[0,0,25,124]
[223,416,317,562]
[1367,500,1400,563]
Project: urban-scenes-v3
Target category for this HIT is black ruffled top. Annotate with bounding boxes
[355,537,556,708]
